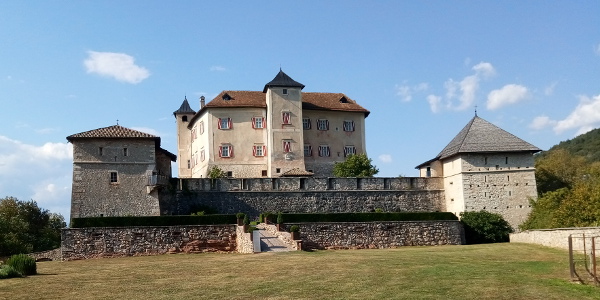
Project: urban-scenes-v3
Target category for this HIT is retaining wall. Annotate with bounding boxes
[282,220,464,250]
[510,227,600,250]
[61,225,237,260]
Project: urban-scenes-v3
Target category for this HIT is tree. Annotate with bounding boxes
[460,211,513,244]
[0,197,66,256]
[333,154,379,177]
[207,166,227,179]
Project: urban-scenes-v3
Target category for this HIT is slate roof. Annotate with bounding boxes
[416,116,541,168]
[67,125,157,140]
[173,97,196,116]
[200,91,369,115]
[263,70,305,92]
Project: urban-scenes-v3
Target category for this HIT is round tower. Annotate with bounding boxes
[173,96,196,178]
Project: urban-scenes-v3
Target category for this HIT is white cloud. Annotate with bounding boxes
[0,136,72,218]
[529,115,556,130]
[396,82,428,102]
[554,94,600,134]
[486,84,529,110]
[378,154,393,163]
[427,95,442,113]
[544,82,558,96]
[210,66,227,72]
[84,51,150,84]
[440,61,496,112]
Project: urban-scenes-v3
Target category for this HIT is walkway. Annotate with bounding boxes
[256,225,295,252]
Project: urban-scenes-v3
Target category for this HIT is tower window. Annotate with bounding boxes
[282,88,288,95]
[182,116,188,122]
[99,147,103,156]
[123,148,128,156]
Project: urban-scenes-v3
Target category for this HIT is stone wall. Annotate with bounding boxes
[160,177,445,217]
[236,225,254,254]
[282,221,464,250]
[28,248,62,262]
[510,227,600,250]
[61,225,236,260]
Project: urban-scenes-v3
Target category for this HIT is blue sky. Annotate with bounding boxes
[1,1,600,219]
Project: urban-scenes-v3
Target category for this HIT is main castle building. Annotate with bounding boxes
[173,70,369,178]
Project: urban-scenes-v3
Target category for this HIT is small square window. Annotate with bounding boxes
[123,148,128,156]
[343,120,355,132]
[304,145,312,157]
[303,118,311,130]
[226,171,233,177]
[283,89,288,95]
[110,171,118,183]
[276,168,281,173]
[99,147,103,156]
[261,170,268,177]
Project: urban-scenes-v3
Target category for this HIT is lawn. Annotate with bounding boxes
[1,243,598,300]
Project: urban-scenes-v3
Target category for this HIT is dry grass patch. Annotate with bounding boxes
[1,243,598,300]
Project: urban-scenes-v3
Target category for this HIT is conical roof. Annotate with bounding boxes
[263,69,305,92]
[437,116,541,160]
[173,97,196,116]
[67,125,157,141]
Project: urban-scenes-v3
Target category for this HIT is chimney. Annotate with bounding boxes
[200,96,205,109]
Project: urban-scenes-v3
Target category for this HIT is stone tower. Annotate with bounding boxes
[263,70,307,176]
[173,97,196,178]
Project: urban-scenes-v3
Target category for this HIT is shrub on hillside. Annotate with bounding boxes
[0,265,22,279]
[460,211,513,244]
[6,254,36,276]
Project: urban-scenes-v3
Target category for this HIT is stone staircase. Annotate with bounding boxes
[256,223,297,252]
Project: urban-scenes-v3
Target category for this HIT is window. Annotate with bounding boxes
[317,119,329,131]
[303,118,311,130]
[182,116,188,122]
[484,157,488,164]
[426,167,431,177]
[200,149,205,161]
[218,118,232,130]
[252,117,264,129]
[199,121,204,134]
[318,145,330,157]
[343,120,355,132]
[222,94,231,100]
[304,145,312,157]
[191,127,197,140]
[276,168,281,173]
[344,145,356,157]
[261,170,267,177]
[219,145,233,158]
[283,88,288,95]
[253,145,266,157]
[226,171,233,177]
[123,148,128,156]
[505,157,508,164]
[282,140,292,153]
[99,147,103,156]
[191,153,195,168]
[187,160,191,169]
[282,112,291,125]
[110,171,118,183]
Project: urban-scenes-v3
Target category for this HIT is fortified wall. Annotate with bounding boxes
[159,177,445,217]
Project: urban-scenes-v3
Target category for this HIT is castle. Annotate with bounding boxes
[66,70,540,229]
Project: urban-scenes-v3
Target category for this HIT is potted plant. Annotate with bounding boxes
[236,212,245,226]
[246,226,255,241]
[263,212,272,224]
[243,214,250,232]
[290,225,300,240]
[276,212,283,231]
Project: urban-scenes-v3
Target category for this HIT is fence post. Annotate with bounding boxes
[569,235,576,281]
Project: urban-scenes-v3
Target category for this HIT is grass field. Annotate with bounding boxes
[1,243,598,300]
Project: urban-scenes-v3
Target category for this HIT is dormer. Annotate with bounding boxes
[222,93,232,101]
[339,96,348,103]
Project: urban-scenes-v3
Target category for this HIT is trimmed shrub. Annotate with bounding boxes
[290,225,300,232]
[280,212,457,223]
[71,215,237,228]
[277,212,283,224]
[6,254,36,276]
[0,265,22,279]
[243,215,250,226]
[460,211,513,244]
[236,212,246,220]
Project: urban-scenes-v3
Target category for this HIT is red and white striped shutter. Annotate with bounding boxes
[228,118,232,129]
[219,146,223,157]
[351,121,355,131]
[251,117,256,129]
[326,120,330,130]
[262,117,266,128]
[326,146,330,157]
[344,147,348,157]
[263,145,267,156]
[318,146,323,157]
[229,145,233,157]
[252,145,256,156]
[218,118,222,129]
[309,145,313,156]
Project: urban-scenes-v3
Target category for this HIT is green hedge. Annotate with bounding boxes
[279,212,458,223]
[71,215,237,228]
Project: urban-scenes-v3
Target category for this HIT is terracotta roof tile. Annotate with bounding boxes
[280,168,314,177]
[67,125,157,141]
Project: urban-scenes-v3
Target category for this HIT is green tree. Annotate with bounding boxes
[460,211,513,244]
[0,197,66,256]
[207,166,227,179]
[333,154,379,177]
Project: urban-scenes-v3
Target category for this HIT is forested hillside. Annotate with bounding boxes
[521,128,600,230]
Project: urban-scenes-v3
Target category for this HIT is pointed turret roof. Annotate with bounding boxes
[416,116,541,168]
[173,97,196,116]
[263,69,305,92]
